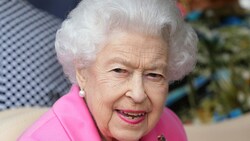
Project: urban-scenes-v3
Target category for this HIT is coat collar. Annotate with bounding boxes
[52,84,101,141]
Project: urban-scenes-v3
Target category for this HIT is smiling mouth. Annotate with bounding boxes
[116,109,147,124]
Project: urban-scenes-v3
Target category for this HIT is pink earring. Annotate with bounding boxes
[79,89,85,97]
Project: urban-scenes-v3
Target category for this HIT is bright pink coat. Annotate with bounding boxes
[18,85,187,141]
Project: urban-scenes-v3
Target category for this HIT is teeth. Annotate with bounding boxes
[119,110,146,118]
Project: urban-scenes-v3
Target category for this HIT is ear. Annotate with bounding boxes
[76,68,87,89]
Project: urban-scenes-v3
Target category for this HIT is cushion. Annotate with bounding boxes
[0,107,48,141]
[185,113,250,141]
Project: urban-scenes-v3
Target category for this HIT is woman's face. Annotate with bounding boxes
[76,32,169,141]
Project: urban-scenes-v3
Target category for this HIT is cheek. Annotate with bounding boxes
[84,75,113,127]
[85,77,128,134]
[146,82,168,103]
[86,88,114,137]
[147,84,168,116]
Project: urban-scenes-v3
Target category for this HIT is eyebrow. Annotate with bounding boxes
[106,56,168,71]
[107,57,133,68]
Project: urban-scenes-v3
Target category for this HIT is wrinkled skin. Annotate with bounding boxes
[76,32,169,141]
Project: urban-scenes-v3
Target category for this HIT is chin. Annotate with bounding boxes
[110,130,145,141]
[113,136,141,141]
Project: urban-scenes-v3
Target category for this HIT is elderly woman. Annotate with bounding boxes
[18,0,197,140]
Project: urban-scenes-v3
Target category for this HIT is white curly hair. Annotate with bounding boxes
[55,0,198,83]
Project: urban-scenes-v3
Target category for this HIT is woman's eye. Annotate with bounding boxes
[146,73,164,81]
[112,68,127,74]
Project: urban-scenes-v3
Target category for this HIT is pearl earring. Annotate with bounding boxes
[79,89,85,97]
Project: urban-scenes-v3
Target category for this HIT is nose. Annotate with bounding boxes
[126,73,147,103]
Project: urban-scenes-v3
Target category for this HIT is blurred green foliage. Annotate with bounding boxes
[181,9,250,123]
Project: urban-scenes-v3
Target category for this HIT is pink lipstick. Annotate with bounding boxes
[116,110,146,124]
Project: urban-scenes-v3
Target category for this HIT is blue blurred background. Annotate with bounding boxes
[28,0,80,19]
